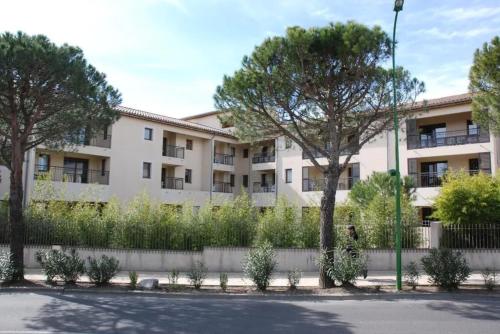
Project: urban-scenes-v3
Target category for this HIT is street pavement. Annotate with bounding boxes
[0,291,499,333]
[22,269,488,287]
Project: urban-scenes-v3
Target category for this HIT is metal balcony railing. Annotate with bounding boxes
[302,148,359,160]
[213,153,234,165]
[73,134,112,148]
[252,153,276,164]
[34,165,110,185]
[253,182,275,193]
[162,177,184,190]
[213,181,233,193]
[302,177,359,192]
[409,169,491,188]
[407,128,489,149]
[162,144,185,159]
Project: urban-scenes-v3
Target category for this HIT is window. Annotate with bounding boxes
[101,159,106,176]
[243,148,249,158]
[103,126,108,140]
[186,139,193,150]
[231,147,236,157]
[37,154,50,172]
[467,120,479,136]
[285,169,292,183]
[144,128,153,141]
[242,175,248,187]
[469,158,479,174]
[230,174,235,187]
[143,162,151,179]
[285,138,292,149]
[185,169,192,183]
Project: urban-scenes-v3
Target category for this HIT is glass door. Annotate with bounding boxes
[63,158,89,183]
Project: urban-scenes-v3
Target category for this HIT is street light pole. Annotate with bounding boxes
[392,0,404,291]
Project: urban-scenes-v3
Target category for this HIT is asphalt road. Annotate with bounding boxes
[0,291,499,334]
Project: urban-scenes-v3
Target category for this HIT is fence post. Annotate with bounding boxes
[429,221,442,248]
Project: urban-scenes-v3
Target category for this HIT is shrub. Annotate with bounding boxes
[167,269,180,284]
[434,171,500,225]
[421,248,471,290]
[287,269,301,290]
[243,242,277,291]
[86,255,120,285]
[219,272,228,292]
[0,251,14,281]
[129,271,138,290]
[404,261,420,289]
[320,248,367,286]
[481,268,497,291]
[188,261,207,289]
[36,249,85,284]
[256,197,300,248]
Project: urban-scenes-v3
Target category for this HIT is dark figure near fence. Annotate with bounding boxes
[346,225,368,279]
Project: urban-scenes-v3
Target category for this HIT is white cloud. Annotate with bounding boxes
[416,27,495,40]
[438,7,500,21]
[310,7,337,21]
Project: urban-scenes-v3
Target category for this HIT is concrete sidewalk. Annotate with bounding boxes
[22,269,488,287]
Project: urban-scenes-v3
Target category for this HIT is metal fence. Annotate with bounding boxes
[35,165,110,185]
[441,224,500,249]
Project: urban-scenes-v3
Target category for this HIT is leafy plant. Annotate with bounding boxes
[167,269,180,285]
[287,269,301,290]
[219,272,228,292]
[319,248,367,286]
[243,242,277,291]
[129,271,138,290]
[188,261,207,289]
[35,249,85,284]
[481,268,497,291]
[86,255,120,285]
[0,251,14,281]
[421,249,471,290]
[404,261,420,289]
[256,197,300,248]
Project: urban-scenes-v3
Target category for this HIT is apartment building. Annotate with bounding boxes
[0,93,498,224]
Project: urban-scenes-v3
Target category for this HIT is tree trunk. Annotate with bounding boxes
[9,143,25,281]
[319,171,338,288]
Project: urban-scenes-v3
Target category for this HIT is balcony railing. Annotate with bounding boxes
[213,181,233,193]
[252,153,276,164]
[34,165,110,185]
[162,144,185,159]
[162,177,184,190]
[253,182,275,193]
[409,169,491,188]
[213,153,234,165]
[302,148,358,160]
[407,128,489,149]
[73,134,112,149]
[302,177,359,192]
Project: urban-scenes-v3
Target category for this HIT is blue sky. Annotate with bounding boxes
[1,0,499,118]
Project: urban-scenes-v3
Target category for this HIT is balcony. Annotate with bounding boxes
[253,182,275,193]
[35,165,109,185]
[302,148,358,160]
[162,145,185,159]
[407,128,489,149]
[409,169,491,188]
[162,177,184,190]
[302,177,359,192]
[72,134,112,149]
[213,181,232,193]
[213,153,234,166]
[252,153,275,164]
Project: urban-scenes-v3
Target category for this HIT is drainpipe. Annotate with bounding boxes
[274,137,279,204]
[209,134,215,202]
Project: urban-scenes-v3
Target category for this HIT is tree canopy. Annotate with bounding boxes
[469,36,500,135]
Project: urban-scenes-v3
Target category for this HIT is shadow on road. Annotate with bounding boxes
[24,292,354,334]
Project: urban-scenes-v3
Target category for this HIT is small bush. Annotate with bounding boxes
[320,248,367,286]
[129,271,138,290]
[86,255,120,285]
[167,269,180,284]
[404,261,420,289]
[0,251,14,282]
[243,242,277,291]
[36,249,85,284]
[287,269,301,290]
[219,272,228,292]
[481,268,497,291]
[188,261,207,289]
[421,248,471,290]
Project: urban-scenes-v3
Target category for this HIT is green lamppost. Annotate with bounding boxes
[392,0,404,291]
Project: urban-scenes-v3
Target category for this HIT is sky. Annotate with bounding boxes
[0,0,499,118]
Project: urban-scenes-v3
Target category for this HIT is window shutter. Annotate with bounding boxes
[478,152,491,172]
[408,158,418,186]
[406,119,417,149]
